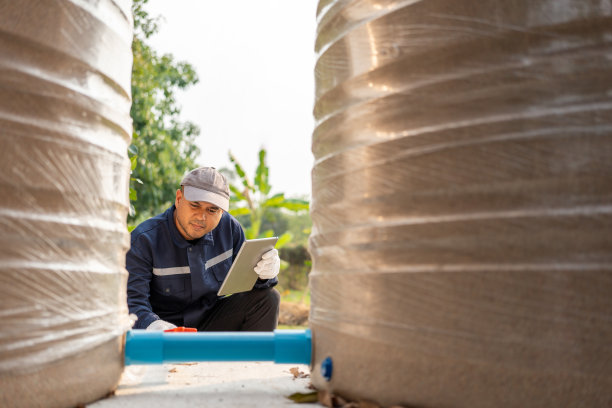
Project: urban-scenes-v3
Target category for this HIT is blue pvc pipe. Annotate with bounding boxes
[125,329,311,365]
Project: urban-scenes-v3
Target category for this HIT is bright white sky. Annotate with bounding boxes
[145,0,318,198]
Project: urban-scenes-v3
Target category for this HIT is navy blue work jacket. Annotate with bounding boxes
[126,205,277,329]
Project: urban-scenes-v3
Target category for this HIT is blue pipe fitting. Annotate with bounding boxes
[321,356,333,381]
[125,329,311,365]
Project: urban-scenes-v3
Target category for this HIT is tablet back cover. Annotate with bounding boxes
[217,237,278,296]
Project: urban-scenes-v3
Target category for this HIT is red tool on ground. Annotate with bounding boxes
[164,327,197,332]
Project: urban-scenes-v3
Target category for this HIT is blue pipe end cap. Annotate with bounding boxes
[273,329,312,365]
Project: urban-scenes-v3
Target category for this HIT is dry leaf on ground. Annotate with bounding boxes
[289,366,310,379]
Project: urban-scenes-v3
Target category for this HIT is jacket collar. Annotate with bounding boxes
[167,205,214,248]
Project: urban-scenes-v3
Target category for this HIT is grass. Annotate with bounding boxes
[279,288,310,305]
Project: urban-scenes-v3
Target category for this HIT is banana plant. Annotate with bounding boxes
[227,148,309,248]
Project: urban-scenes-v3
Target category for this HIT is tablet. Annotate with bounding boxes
[217,237,279,296]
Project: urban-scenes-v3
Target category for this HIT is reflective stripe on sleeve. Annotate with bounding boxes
[205,249,233,269]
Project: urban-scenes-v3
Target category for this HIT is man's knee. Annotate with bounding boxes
[241,287,280,331]
[250,286,279,303]
[266,287,281,308]
[253,287,280,315]
[263,288,280,329]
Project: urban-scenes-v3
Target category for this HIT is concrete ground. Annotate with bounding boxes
[89,362,320,408]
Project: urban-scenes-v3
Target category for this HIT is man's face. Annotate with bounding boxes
[174,189,223,240]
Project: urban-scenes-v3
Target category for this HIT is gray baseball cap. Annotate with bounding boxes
[180,167,230,211]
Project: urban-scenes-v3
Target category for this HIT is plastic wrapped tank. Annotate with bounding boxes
[0,1,133,407]
[309,0,612,406]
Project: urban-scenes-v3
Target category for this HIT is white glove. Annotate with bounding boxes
[254,248,280,280]
[146,319,177,331]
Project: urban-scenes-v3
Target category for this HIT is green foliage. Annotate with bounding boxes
[278,245,311,291]
[227,149,309,245]
[128,144,141,212]
[129,0,201,226]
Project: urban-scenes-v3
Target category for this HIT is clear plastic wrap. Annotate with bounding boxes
[309,1,612,406]
[0,0,133,406]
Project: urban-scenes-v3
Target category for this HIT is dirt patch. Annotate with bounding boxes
[279,302,309,326]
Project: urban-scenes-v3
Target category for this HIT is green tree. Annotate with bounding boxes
[227,149,309,246]
[129,0,200,226]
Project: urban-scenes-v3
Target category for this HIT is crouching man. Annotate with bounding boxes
[126,167,280,331]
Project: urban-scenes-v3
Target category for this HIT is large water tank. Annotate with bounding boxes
[309,1,612,406]
[0,1,133,407]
